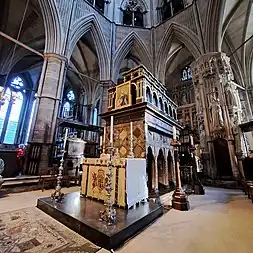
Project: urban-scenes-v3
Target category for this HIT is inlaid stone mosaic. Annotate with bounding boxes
[0,207,100,253]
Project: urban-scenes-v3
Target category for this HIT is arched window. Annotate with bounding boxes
[164,103,168,114]
[153,93,158,107]
[173,109,177,119]
[63,102,71,118]
[62,90,75,119]
[159,98,164,111]
[4,92,23,144]
[161,0,185,22]
[0,76,35,144]
[146,87,152,103]
[87,0,105,13]
[169,105,172,117]
[93,100,100,126]
[122,1,145,27]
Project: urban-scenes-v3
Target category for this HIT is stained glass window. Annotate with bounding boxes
[67,90,75,101]
[4,92,23,144]
[10,76,24,89]
[0,88,11,137]
[63,102,71,118]
[0,76,36,145]
[25,100,36,144]
[181,66,192,82]
[93,101,100,126]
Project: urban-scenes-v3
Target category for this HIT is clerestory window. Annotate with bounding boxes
[87,0,105,13]
[161,0,184,22]
[122,0,146,27]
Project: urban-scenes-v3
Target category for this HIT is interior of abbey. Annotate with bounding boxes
[1,0,253,252]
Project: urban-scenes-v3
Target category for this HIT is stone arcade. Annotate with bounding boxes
[1,0,253,252]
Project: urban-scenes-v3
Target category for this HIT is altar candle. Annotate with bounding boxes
[110,116,114,145]
[103,128,106,146]
[173,126,176,140]
[130,121,133,141]
[190,135,194,146]
[100,135,103,147]
[63,128,69,150]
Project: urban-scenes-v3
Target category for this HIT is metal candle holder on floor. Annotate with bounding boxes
[51,149,65,202]
[99,145,117,226]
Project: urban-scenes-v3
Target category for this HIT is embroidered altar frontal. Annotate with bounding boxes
[81,157,148,208]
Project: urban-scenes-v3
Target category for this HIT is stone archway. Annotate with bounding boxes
[213,138,233,179]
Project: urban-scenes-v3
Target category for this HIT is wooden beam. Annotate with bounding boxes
[0,30,44,58]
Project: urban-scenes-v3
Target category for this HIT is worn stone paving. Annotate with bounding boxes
[1,187,253,253]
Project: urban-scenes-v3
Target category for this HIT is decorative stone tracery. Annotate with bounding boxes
[191,52,243,179]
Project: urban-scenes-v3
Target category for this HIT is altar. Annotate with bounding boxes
[81,157,148,208]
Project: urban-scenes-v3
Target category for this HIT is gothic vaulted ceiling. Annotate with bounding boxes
[220,0,253,86]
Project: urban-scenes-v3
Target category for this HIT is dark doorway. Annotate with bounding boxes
[147,147,154,192]
[131,84,137,105]
[213,138,233,178]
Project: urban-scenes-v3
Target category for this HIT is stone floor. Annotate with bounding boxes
[1,187,253,253]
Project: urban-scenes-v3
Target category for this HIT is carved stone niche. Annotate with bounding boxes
[191,52,233,81]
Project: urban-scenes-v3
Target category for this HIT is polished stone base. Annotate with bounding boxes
[37,192,163,250]
[172,190,190,211]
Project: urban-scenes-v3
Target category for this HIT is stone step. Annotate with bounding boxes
[160,190,174,206]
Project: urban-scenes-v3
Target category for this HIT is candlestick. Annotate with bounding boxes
[63,128,68,150]
[173,126,176,140]
[129,121,134,158]
[110,116,113,145]
[130,121,133,141]
[51,128,68,202]
[100,135,102,146]
[102,127,106,154]
[190,135,194,146]
[99,144,117,225]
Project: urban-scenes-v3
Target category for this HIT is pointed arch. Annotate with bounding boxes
[113,31,152,82]
[67,14,110,80]
[156,22,201,83]
[204,0,225,52]
[39,0,64,54]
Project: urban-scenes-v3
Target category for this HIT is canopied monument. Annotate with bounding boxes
[191,52,245,180]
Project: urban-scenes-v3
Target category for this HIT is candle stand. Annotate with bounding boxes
[189,146,205,195]
[99,144,117,226]
[171,139,190,211]
[51,149,65,202]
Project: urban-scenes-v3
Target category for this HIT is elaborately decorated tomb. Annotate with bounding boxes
[81,65,181,201]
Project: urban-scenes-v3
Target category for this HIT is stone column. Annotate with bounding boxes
[153,155,159,193]
[164,151,169,187]
[191,52,240,180]
[30,53,67,174]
